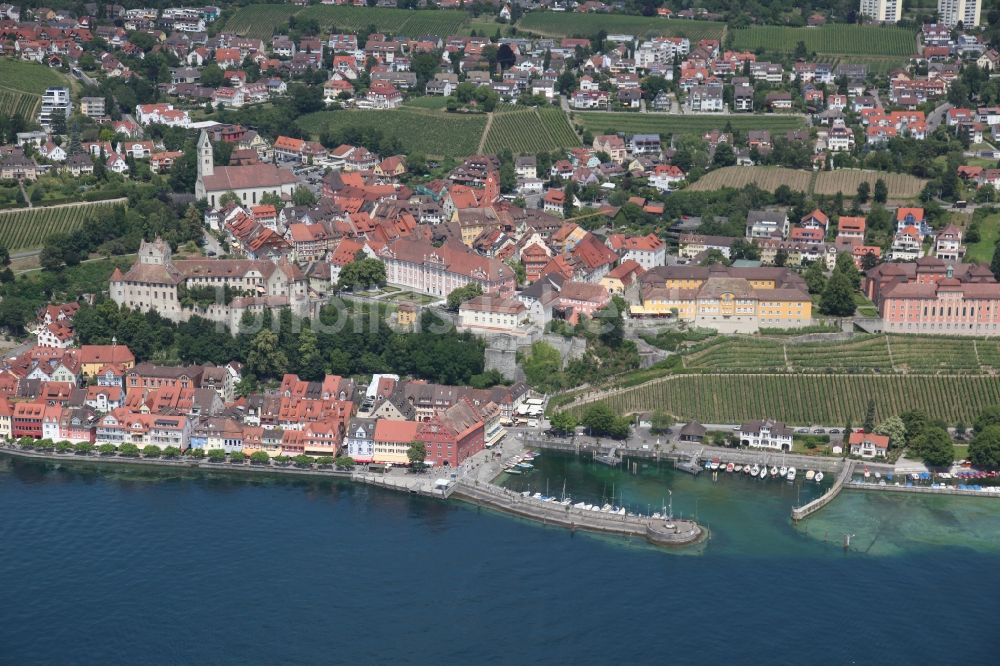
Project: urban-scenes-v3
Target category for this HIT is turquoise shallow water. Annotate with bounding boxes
[2,453,1000,665]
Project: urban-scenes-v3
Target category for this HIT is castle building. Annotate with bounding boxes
[194,131,297,207]
[110,239,310,329]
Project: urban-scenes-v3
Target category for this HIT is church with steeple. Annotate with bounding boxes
[194,130,298,207]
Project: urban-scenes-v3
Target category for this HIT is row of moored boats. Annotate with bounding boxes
[703,459,824,483]
[503,451,538,475]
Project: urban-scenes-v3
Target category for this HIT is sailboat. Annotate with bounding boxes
[769,465,779,478]
[779,453,787,478]
[743,464,751,475]
[815,471,825,483]
[786,466,796,481]
[759,465,768,479]
[750,463,760,476]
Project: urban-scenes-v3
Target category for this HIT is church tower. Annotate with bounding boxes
[197,130,214,178]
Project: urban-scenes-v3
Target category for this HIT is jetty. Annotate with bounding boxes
[452,480,704,547]
[791,460,856,521]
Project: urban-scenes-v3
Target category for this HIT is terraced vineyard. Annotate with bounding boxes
[572,374,1000,425]
[574,112,805,138]
[483,107,580,154]
[688,166,812,193]
[682,335,987,374]
[0,200,125,250]
[0,58,69,118]
[518,13,725,41]
[297,108,486,158]
[730,24,916,57]
[813,170,926,199]
[296,6,469,36]
[220,4,299,38]
[0,89,40,118]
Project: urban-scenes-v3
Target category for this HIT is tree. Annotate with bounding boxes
[991,243,1000,282]
[74,442,94,455]
[250,450,271,465]
[246,329,288,380]
[563,181,576,218]
[98,443,117,455]
[650,409,673,434]
[119,443,140,457]
[290,454,312,467]
[292,185,317,206]
[913,426,954,467]
[581,403,630,439]
[316,456,334,466]
[856,181,870,204]
[712,143,736,168]
[863,399,877,433]
[56,440,74,453]
[142,445,161,458]
[819,272,855,316]
[970,425,1000,469]
[804,261,826,294]
[521,341,562,392]
[337,256,386,291]
[874,416,906,449]
[873,178,888,204]
[334,455,355,469]
[774,248,789,267]
[189,448,205,459]
[974,405,1000,434]
[200,63,225,87]
[549,411,577,435]
[446,282,483,311]
[163,446,181,458]
[901,410,930,445]
[207,448,227,461]
[407,441,427,469]
[230,451,247,463]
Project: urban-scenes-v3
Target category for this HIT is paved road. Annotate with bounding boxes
[926,102,952,133]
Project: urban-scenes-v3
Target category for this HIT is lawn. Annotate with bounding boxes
[964,211,1000,264]
[297,108,487,158]
[517,13,725,41]
[730,24,917,57]
[573,112,805,138]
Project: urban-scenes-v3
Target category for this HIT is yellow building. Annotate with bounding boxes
[632,266,811,333]
[372,419,419,465]
[79,344,136,378]
[396,303,418,330]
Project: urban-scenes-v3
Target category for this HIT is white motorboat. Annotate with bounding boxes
[769,466,779,477]
[759,466,768,479]
[805,470,816,481]
[734,464,743,473]
[750,463,760,476]
[786,467,797,481]
[864,468,871,479]
[815,471,825,483]
[743,464,752,474]
[779,465,788,478]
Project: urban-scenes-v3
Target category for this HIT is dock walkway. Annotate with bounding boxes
[792,460,857,521]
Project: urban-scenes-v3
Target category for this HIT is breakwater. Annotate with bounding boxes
[452,479,705,547]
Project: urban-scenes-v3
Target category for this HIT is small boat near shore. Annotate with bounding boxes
[805,470,815,481]
[779,465,788,478]
[750,463,760,476]
[815,471,825,483]
[786,467,796,481]
[726,462,735,473]
[734,464,743,473]
[505,468,522,475]
[743,464,751,474]
[759,466,768,479]
[769,466,779,478]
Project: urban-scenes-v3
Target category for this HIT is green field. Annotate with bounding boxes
[0,59,68,118]
[569,374,1000,425]
[297,108,487,158]
[574,112,805,138]
[482,107,580,154]
[0,201,125,250]
[518,13,725,41]
[731,24,916,57]
[965,212,1000,264]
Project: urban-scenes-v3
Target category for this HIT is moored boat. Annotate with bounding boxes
[786,467,796,481]
[726,462,735,473]
[759,466,768,479]
[750,463,760,476]
[769,466,779,477]
[805,469,815,481]
[779,465,788,478]
[734,464,743,473]
[710,460,720,471]
[815,471,825,483]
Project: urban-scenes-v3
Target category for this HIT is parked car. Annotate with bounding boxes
[813,428,826,434]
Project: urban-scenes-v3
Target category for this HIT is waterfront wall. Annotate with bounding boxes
[845,481,1000,499]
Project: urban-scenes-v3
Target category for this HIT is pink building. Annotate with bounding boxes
[881,276,1000,335]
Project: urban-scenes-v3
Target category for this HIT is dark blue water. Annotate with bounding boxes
[2,454,999,665]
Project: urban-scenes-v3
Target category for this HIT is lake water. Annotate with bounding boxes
[2,453,999,665]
